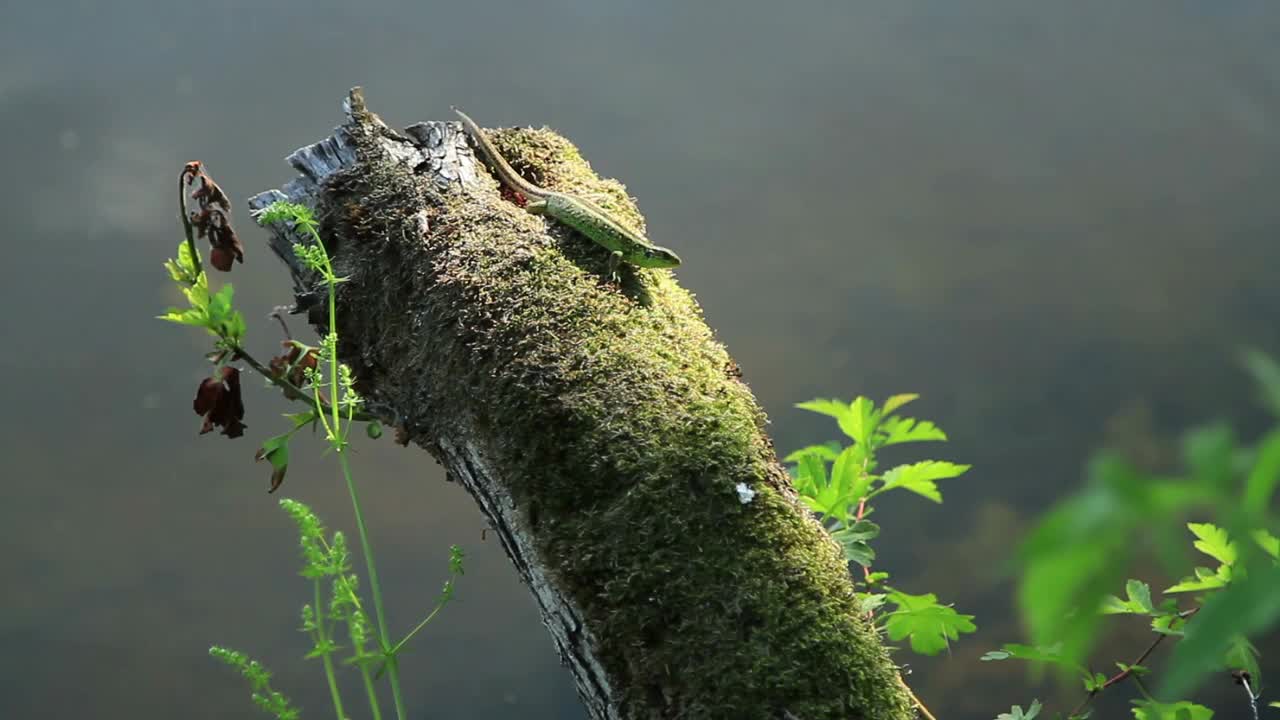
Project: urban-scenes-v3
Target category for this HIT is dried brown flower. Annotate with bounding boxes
[193,366,246,438]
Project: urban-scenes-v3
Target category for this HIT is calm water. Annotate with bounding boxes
[3,1,1279,718]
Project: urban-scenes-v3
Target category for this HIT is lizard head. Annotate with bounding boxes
[637,245,682,269]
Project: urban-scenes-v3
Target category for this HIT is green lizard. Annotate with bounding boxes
[453,107,681,278]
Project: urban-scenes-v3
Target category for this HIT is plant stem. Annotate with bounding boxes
[359,663,384,720]
[1066,607,1200,718]
[388,599,448,656]
[315,579,347,720]
[339,449,406,720]
[178,167,203,279]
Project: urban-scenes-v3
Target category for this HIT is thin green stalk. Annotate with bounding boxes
[314,579,346,720]
[388,601,447,656]
[357,659,384,720]
[340,450,406,720]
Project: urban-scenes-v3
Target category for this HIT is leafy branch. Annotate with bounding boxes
[787,394,972,718]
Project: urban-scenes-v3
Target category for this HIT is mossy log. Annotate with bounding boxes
[249,88,914,720]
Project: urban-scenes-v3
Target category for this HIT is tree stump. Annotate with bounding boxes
[248,88,913,720]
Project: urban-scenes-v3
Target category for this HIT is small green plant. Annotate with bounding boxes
[787,394,974,657]
[786,394,972,717]
[161,163,461,719]
[209,646,300,720]
[789,373,1280,720]
[978,352,1280,718]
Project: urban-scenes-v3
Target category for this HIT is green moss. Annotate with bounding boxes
[316,110,914,719]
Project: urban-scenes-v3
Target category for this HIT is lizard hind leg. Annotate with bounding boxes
[606,250,624,282]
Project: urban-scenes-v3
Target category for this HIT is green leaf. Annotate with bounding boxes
[1241,348,1280,418]
[256,433,291,493]
[183,278,210,310]
[832,520,880,567]
[1252,529,1280,560]
[980,643,1085,674]
[1082,671,1107,692]
[222,309,247,343]
[881,393,919,417]
[1160,563,1280,696]
[879,461,970,503]
[843,396,878,446]
[1165,566,1229,594]
[1187,523,1236,567]
[830,444,863,508]
[1101,580,1154,615]
[1150,611,1187,636]
[1222,635,1260,690]
[883,590,976,655]
[791,452,825,498]
[1130,700,1213,720]
[795,397,877,447]
[157,307,208,327]
[783,442,842,463]
[833,535,875,567]
[856,592,888,614]
[1244,428,1280,515]
[207,283,235,326]
[796,398,855,424]
[995,699,1042,720]
[878,416,948,446]
[1182,423,1236,492]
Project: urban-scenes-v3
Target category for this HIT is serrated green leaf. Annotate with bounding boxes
[1244,428,1280,515]
[857,592,888,614]
[796,398,854,423]
[1165,565,1229,594]
[207,283,235,324]
[879,461,970,503]
[1150,611,1187,636]
[223,309,246,343]
[1242,348,1280,419]
[831,445,862,507]
[1102,579,1154,615]
[1126,579,1154,612]
[256,433,291,493]
[834,536,875,567]
[1160,563,1280,696]
[995,699,1042,720]
[783,442,842,463]
[881,393,920,417]
[1187,523,1236,567]
[1130,700,1213,720]
[884,590,976,655]
[183,280,210,310]
[1082,671,1107,692]
[164,258,186,283]
[157,308,208,327]
[1252,529,1280,560]
[832,520,879,567]
[842,396,878,446]
[980,643,1086,673]
[1182,423,1236,492]
[1223,635,1260,689]
[792,452,825,498]
[878,416,948,446]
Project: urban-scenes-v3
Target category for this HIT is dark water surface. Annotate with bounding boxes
[3,1,1279,718]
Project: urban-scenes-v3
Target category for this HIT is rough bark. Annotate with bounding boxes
[249,88,914,720]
